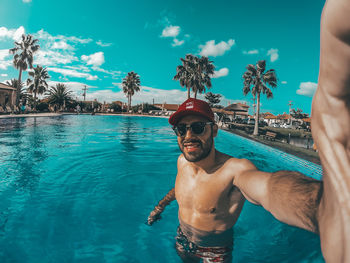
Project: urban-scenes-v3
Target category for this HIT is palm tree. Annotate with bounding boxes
[9,34,40,106]
[122,71,141,112]
[242,60,277,136]
[291,108,309,119]
[204,92,222,107]
[46,83,73,111]
[27,65,50,110]
[174,54,215,99]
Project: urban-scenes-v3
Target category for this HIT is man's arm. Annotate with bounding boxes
[233,159,323,233]
[147,188,175,225]
[311,0,350,261]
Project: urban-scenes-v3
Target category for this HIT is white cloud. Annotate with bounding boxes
[23,0,31,3]
[0,61,11,70]
[0,26,25,41]
[52,41,73,50]
[81,52,105,67]
[172,39,184,47]
[267,48,279,62]
[297,82,318,97]
[161,25,185,47]
[35,50,78,66]
[48,81,95,93]
[281,81,287,84]
[161,25,180,38]
[243,49,259,55]
[96,40,112,47]
[34,29,92,45]
[64,65,91,72]
[48,67,98,80]
[199,39,235,57]
[1,74,8,77]
[0,49,11,70]
[92,67,122,79]
[212,68,229,78]
[0,49,10,60]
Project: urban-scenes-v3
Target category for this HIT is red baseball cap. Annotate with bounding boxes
[169,98,215,125]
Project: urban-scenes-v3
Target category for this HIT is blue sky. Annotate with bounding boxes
[0,0,325,114]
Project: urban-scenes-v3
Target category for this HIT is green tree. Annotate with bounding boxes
[27,65,50,110]
[174,54,215,99]
[9,34,40,106]
[122,71,141,111]
[242,60,277,136]
[46,83,73,111]
[6,79,28,105]
[110,102,122,112]
[291,108,309,119]
[204,92,222,107]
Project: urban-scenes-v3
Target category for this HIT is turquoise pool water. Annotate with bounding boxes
[0,115,324,262]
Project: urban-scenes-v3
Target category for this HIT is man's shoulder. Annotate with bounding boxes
[177,154,186,166]
[222,155,257,173]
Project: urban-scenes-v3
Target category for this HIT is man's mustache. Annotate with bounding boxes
[183,139,202,145]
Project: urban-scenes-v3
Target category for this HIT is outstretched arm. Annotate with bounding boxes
[147,188,176,225]
[233,160,323,233]
[312,0,350,261]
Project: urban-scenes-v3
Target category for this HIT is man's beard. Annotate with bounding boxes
[179,136,213,162]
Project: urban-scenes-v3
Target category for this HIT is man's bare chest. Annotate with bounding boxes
[175,171,243,214]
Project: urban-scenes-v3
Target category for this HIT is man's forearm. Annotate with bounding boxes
[153,188,176,213]
[147,188,176,225]
[266,171,323,233]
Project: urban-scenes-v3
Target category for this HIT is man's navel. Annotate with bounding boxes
[210,207,216,213]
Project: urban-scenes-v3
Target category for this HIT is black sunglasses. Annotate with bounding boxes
[172,122,213,137]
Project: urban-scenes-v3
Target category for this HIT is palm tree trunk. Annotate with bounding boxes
[187,88,190,99]
[253,93,260,136]
[128,95,131,112]
[129,95,132,112]
[33,91,37,111]
[16,69,23,106]
[194,90,197,99]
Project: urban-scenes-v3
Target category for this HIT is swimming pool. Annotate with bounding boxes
[0,115,324,262]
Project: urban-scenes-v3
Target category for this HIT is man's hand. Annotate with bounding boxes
[147,208,162,226]
[146,188,176,226]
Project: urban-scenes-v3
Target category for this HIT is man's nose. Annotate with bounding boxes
[184,128,194,139]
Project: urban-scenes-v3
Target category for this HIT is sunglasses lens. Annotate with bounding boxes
[191,122,205,135]
[174,122,210,136]
[176,124,187,136]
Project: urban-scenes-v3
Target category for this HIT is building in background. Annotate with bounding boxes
[0,83,16,108]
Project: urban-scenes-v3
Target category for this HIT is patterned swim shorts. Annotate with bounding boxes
[175,225,233,263]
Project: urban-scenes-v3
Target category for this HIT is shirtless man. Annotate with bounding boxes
[148,0,350,261]
[148,98,322,262]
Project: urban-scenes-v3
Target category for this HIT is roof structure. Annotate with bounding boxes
[224,103,249,112]
[154,103,179,111]
[0,82,16,91]
[237,102,249,109]
[264,115,278,119]
[302,117,311,123]
[277,113,291,120]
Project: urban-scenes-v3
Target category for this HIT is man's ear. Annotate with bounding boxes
[213,124,218,137]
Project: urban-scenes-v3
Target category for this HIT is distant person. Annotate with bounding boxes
[148,98,322,262]
[311,0,350,261]
[21,104,25,114]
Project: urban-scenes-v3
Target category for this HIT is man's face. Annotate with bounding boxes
[175,115,218,162]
